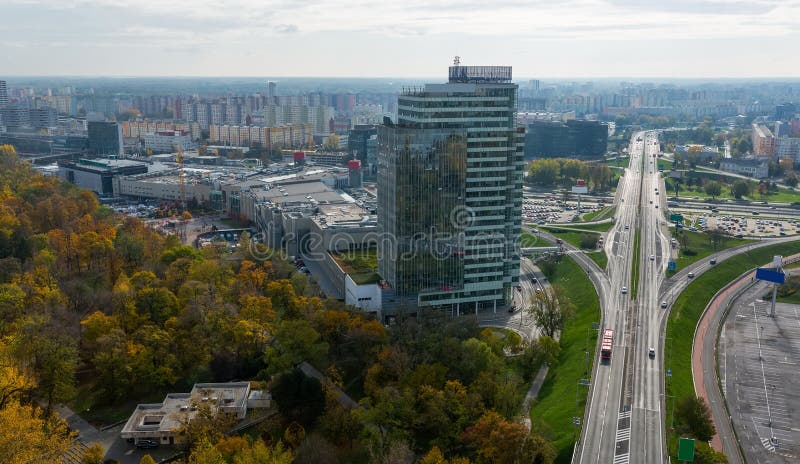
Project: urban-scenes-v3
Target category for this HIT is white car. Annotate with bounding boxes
[648,348,655,358]
[661,301,668,309]
[621,286,628,294]
[650,255,655,260]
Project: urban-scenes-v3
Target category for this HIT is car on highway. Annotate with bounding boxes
[688,272,695,278]
[710,259,716,265]
[648,347,655,358]
[650,255,655,260]
[661,301,668,309]
[624,225,629,230]
[621,286,628,294]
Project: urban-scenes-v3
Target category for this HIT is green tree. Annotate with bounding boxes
[528,159,560,186]
[703,181,722,199]
[676,395,716,441]
[579,234,599,249]
[730,180,751,199]
[528,285,575,338]
[271,368,326,427]
[785,172,799,187]
[694,441,729,464]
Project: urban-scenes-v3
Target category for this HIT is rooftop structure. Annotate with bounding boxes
[120,382,267,446]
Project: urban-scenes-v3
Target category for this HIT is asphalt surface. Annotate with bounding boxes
[720,281,800,463]
[576,131,656,464]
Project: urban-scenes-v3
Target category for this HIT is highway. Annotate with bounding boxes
[573,131,672,464]
[571,132,800,464]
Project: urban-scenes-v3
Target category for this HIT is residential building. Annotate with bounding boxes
[752,123,775,157]
[719,158,769,179]
[87,121,124,156]
[209,124,312,149]
[524,119,608,159]
[776,137,800,161]
[377,65,523,313]
[144,130,194,154]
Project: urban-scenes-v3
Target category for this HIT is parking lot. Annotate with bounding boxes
[680,213,800,238]
[522,194,607,224]
[720,282,800,463]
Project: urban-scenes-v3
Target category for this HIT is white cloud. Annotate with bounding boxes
[2,0,800,76]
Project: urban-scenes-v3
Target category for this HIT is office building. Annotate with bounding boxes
[0,80,7,108]
[524,119,608,159]
[348,124,378,178]
[378,65,523,312]
[776,103,796,121]
[144,130,194,154]
[59,158,149,195]
[88,121,124,156]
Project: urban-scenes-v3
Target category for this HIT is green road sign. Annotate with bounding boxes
[669,213,684,223]
[678,437,695,462]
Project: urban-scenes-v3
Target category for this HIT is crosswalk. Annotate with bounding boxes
[614,410,631,464]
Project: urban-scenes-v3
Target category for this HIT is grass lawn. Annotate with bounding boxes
[667,230,751,276]
[664,240,800,458]
[582,206,614,222]
[331,247,381,284]
[540,225,610,270]
[657,158,674,171]
[530,255,600,463]
[664,175,800,204]
[776,290,800,305]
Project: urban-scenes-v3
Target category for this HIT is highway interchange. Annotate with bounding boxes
[561,131,800,463]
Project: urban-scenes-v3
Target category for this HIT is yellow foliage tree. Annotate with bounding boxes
[0,400,75,463]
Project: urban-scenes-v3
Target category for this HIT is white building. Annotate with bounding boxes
[144,130,194,154]
[719,158,769,179]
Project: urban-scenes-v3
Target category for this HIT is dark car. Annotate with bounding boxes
[136,439,159,449]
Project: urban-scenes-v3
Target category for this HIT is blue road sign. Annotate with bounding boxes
[667,261,677,271]
[756,267,785,284]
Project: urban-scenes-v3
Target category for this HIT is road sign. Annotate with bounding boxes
[669,213,684,223]
[572,185,588,194]
[668,261,677,271]
[756,267,785,284]
[678,437,695,462]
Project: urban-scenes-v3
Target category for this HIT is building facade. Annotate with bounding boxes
[752,123,775,157]
[378,66,523,312]
[144,130,194,153]
[524,119,608,159]
[88,121,124,156]
[719,158,769,179]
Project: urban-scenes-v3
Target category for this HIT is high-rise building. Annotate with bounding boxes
[378,65,523,313]
[0,80,8,108]
[88,121,124,157]
[752,123,775,157]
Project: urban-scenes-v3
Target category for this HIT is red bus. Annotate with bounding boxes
[601,329,614,360]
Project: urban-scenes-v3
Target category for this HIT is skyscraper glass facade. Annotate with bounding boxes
[378,66,523,312]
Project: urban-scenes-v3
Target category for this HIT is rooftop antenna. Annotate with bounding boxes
[453,56,460,66]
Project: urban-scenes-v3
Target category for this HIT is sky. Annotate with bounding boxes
[2,0,800,78]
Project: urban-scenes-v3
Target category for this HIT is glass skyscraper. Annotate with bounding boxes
[378,66,523,313]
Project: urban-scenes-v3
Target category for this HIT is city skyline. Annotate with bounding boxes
[3,0,800,78]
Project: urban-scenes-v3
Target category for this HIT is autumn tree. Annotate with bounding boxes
[0,400,75,464]
[82,443,105,464]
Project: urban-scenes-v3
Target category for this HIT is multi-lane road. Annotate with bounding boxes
[575,131,670,464]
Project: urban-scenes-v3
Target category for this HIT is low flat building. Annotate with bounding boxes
[59,158,149,196]
[719,158,769,179]
[120,382,268,447]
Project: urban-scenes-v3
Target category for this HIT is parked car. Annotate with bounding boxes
[136,439,159,449]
